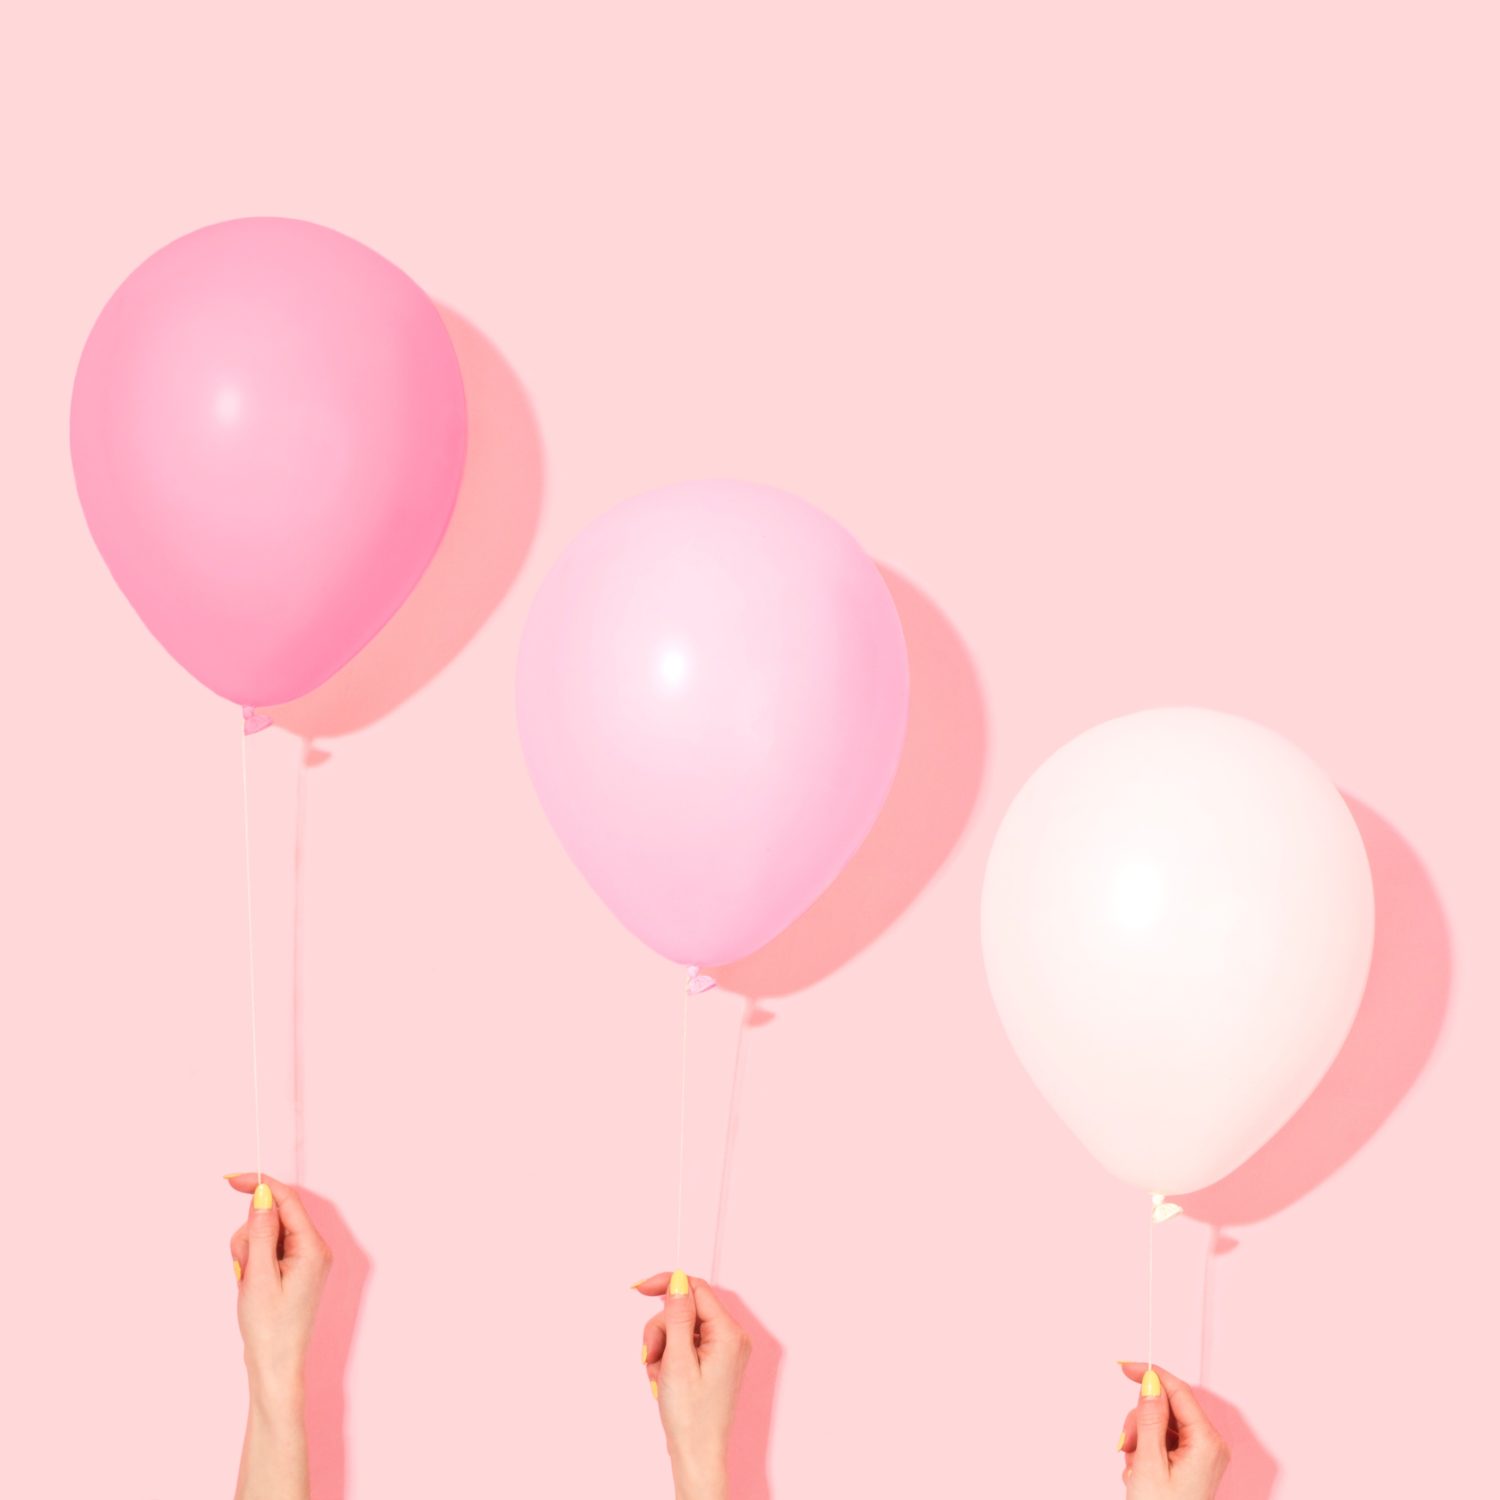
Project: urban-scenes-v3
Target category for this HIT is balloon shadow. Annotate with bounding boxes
[298,1189,371,1500]
[268,306,543,742]
[716,569,986,1000]
[715,1287,783,1500]
[1181,799,1450,1227]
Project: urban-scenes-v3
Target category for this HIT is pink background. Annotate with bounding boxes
[2,4,1494,1496]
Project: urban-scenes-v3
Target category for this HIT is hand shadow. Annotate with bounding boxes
[1181,799,1450,1227]
[1195,1386,1277,1500]
[716,569,986,1001]
[715,1288,783,1500]
[268,306,543,742]
[297,1189,371,1500]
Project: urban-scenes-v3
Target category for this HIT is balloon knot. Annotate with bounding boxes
[1151,1194,1183,1224]
[685,966,717,995]
[242,707,272,735]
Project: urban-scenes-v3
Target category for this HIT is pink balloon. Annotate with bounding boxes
[70,218,467,709]
[517,481,909,968]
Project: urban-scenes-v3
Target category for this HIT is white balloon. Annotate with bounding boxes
[980,709,1374,1196]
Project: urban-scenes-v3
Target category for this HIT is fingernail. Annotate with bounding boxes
[650,1379,659,1400]
[252,1183,273,1211]
[1141,1369,1162,1399]
[224,1172,250,1181]
[233,1258,242,1281]
[630,1280,643,1289]
[1115,1431,1125,1451]
[640,1343,648,1364]
[668,1268,690,1296]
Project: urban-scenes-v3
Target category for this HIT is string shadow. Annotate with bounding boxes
[704,575,982,1490]
[1181,799,1450,1227]
[716,569,986,1001]
[711,999,756,1286]
[291,756,310,1185]
[703,1003,780,1495]
[716,1288,783,1500]
[268,305,543,742]
[299,1189,371,1500]
[286,771,370,1498]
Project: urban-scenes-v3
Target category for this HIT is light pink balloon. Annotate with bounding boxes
[980,709,1375,1196]
[70,218,467,709]
[516,481,909,968]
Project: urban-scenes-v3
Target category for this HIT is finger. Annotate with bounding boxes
[241,1181,282,1282]
[686,1277,728,1325]
[1118,1362,1212,1439]
[229,1225,250,1284]
[1118,1407,1178,1455]
[660,1269,699,1373]
[642,1314,667,1370]
[640,1312,668,1402]
[634,1269,681,1400]
[226,1175,325,1264]
[1131,1368,1171,1478]
[687,1277,749,1362]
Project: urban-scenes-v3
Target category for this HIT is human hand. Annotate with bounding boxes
[225,1174,332,1400]
[1117,1362,1230,1498]
[635,1270,751,1500]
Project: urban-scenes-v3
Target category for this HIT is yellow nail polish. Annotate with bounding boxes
[233,1258,242,1281]
[1141,1369,1162,1398]
[224,1172,250,1180]
[1115,1431,1125,1451]
[640,1343,648,1364]
[252,1183,273,1211]
[630,1280,643,1289]
[650,1379,659,1400]
[668,1268,690,1296]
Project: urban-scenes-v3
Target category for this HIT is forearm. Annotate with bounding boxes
[234,1378,309,1500]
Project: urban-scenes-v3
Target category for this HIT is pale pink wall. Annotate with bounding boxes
[2,4,1494,1497]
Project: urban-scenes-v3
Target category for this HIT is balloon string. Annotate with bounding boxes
[1147,1194,1156,1373]
[674,985,690,1266]
[239,725,264,1187]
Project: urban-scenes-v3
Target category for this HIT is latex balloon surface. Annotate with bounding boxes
[516,481,909,968]
[70,217,467,708]
[980,708,1374,1195]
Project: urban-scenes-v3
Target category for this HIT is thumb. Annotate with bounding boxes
[660,1269,698,1373]
[243,1182,281,1282]
[1133,1368,1170,1478]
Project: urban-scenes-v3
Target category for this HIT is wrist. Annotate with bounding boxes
[247,1368,305,1425]
[670,1448,728,1500]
